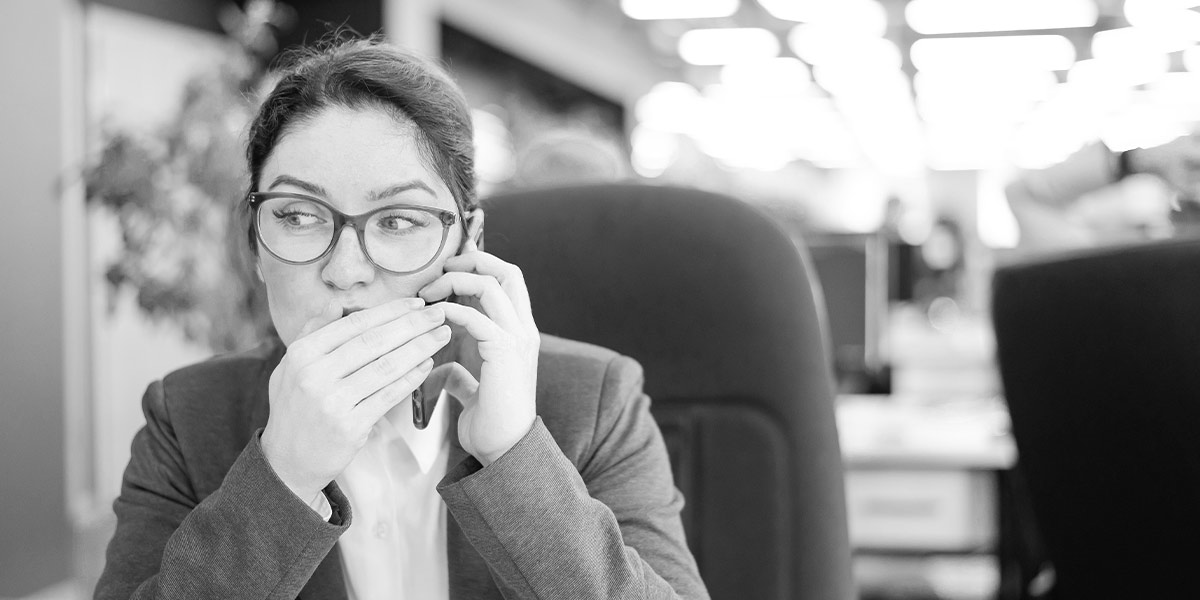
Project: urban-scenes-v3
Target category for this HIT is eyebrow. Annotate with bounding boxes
[268,175,436,202]
[268,175,329,197]
[367,181,437,202]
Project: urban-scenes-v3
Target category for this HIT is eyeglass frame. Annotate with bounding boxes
[246,191,462,275]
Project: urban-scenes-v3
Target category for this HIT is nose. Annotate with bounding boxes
[321,226,376,290]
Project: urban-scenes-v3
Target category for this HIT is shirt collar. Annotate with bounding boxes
[376,388,450,474]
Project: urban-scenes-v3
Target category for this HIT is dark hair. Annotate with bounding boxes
[242,36,476,250]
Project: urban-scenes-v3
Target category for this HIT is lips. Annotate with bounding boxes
[341,306,365,318]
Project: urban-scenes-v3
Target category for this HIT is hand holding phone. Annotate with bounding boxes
[416,240,540,465]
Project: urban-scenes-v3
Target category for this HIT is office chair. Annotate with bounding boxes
[992,238,1200,599]
[482,183,854,600]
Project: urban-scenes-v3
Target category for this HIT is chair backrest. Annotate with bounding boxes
[992,238,1200,599]
[482,183,854,600]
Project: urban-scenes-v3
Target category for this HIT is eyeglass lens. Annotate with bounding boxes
[256,195,448,272]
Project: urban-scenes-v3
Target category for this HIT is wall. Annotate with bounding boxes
[0,0,72,594]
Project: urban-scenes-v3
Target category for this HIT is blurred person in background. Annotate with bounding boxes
[1005,133,1200,255]
[512,129,629,189]
[94,37,707,600]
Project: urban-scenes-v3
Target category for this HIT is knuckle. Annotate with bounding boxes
[380,384,409,406]
[374,353,400,378]
[296,373,322,396]
[423,328,448,350]
[484,277,504,295]
[318,397,342,417]
[358,327,386,352]
[346,309,371,330]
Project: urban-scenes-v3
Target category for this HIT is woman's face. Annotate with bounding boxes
[257,105,467,345]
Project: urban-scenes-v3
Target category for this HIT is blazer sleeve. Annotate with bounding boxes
[94,379,350,600]
[437,354,710,600]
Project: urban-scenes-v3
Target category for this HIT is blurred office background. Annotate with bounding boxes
[4,0,1198,598]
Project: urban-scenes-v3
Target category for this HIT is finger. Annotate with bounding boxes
[419,272,521,331]
[338,325,453,404]
[442,252,533,321]
[439,301,506,345]
[354,357,435,423]
[295,299,341,341]
[296,297,425,355]
[322,306,447,378]
[423,362,480,416]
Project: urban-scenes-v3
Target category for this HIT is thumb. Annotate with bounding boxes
[424,361,480,417]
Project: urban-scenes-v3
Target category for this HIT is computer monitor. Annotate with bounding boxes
[805,231,890,394]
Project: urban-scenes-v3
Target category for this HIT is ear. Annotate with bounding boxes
[464,209,485,251]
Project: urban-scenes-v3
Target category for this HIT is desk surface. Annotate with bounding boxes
[837,394,1017,470]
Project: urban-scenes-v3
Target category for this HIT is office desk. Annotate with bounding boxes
[837,395,1027,600]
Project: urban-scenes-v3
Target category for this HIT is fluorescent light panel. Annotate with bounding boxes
[678,27,780,65]
[719,57,811,94]
[906,0,1097,35]
[635,82,702,134]
[1068,56,1169,88]
[789,25,900,70]
[620,0,738,20]
[910,35,1076,72]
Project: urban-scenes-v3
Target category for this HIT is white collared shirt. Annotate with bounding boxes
[333,390,452,600]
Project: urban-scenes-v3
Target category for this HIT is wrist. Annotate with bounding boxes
[260,430,324,502]
[477,417,536,467]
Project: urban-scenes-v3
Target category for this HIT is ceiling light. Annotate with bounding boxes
[678,27,780,65]
[789,25,901,70]
[910,35,1076,72]
[1093,25,1197,58]
[914,70,1057,103]
[635,82,702,134]
[830,79,926,175]
[758,0,887,36]
[1068,56,1169,88]
[620,0,739,20]
[631,125,679,178]
[906,0,1097,35]
[1124,0,1200,33]
[720,57,812,95]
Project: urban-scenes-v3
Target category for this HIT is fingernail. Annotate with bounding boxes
[424,307,445,322]
[404,297,425,309]
[433,325,451,342]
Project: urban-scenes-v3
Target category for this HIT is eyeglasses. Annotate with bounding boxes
[247,191,460,275]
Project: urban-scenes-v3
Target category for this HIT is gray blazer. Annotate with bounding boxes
[94,334,708,599]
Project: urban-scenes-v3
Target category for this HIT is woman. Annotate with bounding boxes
[95,38,708,600]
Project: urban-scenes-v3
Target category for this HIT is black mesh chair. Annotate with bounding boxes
[992,238,1200,599]
[482,183,854,600]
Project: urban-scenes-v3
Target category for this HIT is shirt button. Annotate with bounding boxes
[374,521,390,539]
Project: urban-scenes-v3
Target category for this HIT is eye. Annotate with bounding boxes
[271,203,328,229]
[373,208,433,235]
